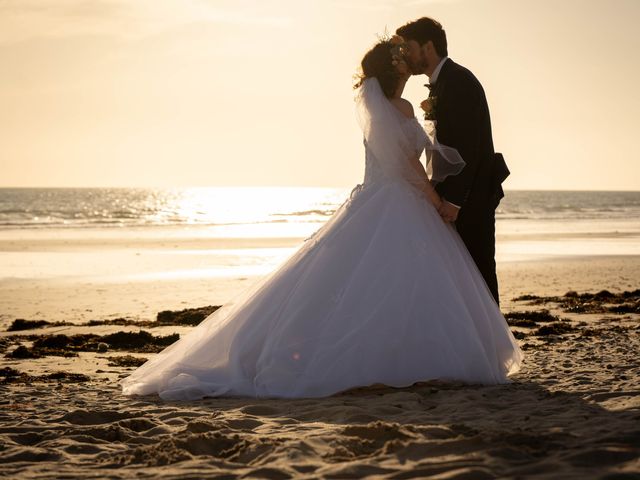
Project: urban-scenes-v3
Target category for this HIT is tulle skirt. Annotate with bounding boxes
[120,180,523,400]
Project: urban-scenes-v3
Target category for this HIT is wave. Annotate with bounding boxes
[1,188,639,230]
[272,209,336,217]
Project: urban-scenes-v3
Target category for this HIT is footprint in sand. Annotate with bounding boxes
[54,409,140,425]
[239,404,282,416]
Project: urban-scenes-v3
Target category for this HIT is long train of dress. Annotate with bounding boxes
[120,174,523,400]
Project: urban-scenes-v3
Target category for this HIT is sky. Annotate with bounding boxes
[0,0,639,190]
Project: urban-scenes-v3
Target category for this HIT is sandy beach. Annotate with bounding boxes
[1,245,639,478]
[2,0,639,473]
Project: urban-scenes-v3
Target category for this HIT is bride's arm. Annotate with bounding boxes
[390,92,442,210]
[409,154,442,210]
[389,96,442,210]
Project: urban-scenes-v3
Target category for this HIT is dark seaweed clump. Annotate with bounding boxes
[32,334,98,355]
[99,331,179,351]
[512,289,640,314]
[155,306,220,326]
[86,305,221,328]
[4,331,179,359]
[34,331,179,353]
[534,322,577,336]
[7,305,222,332]
[505,309,559,328]
[107,355,148,368]
[7,319,75,331]
[9,319,59,331]
[6,345,43,359]
[0,367,89,384]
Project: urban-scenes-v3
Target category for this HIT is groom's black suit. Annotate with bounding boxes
[429,58,509,305]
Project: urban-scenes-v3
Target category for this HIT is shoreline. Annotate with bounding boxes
[2,253,640,326]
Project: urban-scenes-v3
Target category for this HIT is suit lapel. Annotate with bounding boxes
[429,57,453,99]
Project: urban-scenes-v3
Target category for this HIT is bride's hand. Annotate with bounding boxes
[426,189,442,211]
[433,196,443,212]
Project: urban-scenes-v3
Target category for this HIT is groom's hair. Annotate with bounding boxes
[396,17,448,57]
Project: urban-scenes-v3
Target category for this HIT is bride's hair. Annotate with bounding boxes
[353,40,400,99]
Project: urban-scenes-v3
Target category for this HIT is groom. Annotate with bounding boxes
[396,17,510,305]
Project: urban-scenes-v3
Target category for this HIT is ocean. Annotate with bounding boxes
[1,187,639,285]
[1,187,639,231]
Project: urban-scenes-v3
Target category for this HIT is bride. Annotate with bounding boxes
[120,37,523,401]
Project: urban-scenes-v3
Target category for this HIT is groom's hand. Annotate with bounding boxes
[438,200,460,223]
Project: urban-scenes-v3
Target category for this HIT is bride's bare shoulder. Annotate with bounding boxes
[389,98,414,119]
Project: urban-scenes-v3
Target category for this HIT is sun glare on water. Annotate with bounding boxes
[149,186,348,238]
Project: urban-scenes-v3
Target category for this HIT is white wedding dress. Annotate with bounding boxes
[120,78,523,401]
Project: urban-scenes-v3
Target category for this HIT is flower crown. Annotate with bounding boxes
[383,33,407,67]
[353,33,408,90]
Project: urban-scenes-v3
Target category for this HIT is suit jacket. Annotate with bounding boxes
[429,58,509,210]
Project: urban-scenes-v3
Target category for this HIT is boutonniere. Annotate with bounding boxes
[420,96,437,121]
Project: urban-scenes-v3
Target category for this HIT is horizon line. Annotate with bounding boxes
[0,186,639,193]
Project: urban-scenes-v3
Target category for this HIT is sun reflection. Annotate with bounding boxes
[144,186,348,238]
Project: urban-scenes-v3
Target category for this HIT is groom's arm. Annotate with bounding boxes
[436,71,485,207]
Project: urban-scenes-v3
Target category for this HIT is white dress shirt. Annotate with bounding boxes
[428,56,448,85]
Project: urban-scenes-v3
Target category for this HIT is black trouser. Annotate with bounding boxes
[454,202,499,306]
